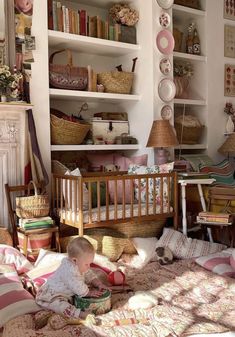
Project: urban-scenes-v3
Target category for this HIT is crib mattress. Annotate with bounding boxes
[59,203,173,224]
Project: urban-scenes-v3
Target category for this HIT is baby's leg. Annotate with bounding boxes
[37,298,81,319]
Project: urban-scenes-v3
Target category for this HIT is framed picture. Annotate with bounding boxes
[224,64,235,96]
[224,25,235,58]
[224,0,235,20]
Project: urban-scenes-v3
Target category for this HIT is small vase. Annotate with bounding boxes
[226,115,234,133]
[1,95,7,103]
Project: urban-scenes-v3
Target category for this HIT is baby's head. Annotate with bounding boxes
[67,237,95,273]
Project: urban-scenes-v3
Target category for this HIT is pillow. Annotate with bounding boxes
[114,154,148,171]
[102,236,136,261]
[230,249,235,270]
[131,237,158,265]
[34,249,66,267]
[199,159,235,187]
[195,252,235,278]
[128,162,174,204]
[0,244,33,274]
[64,168,89,210]
[156,228,227,259]
[0,264,40,327]
[86,153,115,171]
[108,179,133,204]
[26,262,61,291]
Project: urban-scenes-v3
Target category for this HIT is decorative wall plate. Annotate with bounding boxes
[158,78,176,102]
[161,105,173,120]
[159,57,172,75]
[159,12,170,28]
[156,30,175,55]
[156,0,174,10]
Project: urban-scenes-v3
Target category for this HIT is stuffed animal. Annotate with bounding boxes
[155,246,173,265]
[103,164,119,172]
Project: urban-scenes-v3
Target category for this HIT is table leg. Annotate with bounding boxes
[181,184,187,236]
[197,184,213,242]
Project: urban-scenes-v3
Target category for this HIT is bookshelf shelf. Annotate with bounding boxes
[48,30,140,57]
[49,89,141,103]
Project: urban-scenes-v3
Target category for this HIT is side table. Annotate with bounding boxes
[178,177,215,238]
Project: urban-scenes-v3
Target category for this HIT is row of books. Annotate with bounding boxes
[196,211,232,224]
[19,216,53,230]
[48,1,122,41]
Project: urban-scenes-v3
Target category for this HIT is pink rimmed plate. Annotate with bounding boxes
[156,30,175,55]
[158,78,176,102]
[156,0,174,10]
[161,105,173,120]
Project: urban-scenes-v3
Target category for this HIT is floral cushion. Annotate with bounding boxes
[128,162,174,205]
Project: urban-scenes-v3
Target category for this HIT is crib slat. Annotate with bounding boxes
[146,177,149,216]
[122,179,126,219]
[131,177,134,217]
[106,180,109,221]
[78,178,83,236]
[167,176,170,213]
[160,176,163,213]
[88,182,92,223]
[114,179,117,220]
[138,178,141,216]
[153,177,156,215]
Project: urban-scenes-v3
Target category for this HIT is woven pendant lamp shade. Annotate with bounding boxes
[218,133,235,155]
[146,120,179,148]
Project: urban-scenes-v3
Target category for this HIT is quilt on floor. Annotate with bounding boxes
[2,259,235,337]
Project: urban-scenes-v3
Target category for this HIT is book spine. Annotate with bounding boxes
[80,10,86,36]
[197,216,230,223]
[57,1,63,32]
[48,0,53,30]
[65,7,70,33]
[52,1,58,31]
[62,5,66,32]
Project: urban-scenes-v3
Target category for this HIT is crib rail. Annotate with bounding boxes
[52,171,178,235]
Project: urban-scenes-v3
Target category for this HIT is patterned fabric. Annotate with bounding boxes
[180,154,214,171]
[0,244,33,274]
[0,264,39,327]
[156,228,226,259]
[60,203,173,224]
[195,252,235,277]
[128,162,174,204]
[199,159,235,186]
[17,232,52,259]
[3,259,235,336]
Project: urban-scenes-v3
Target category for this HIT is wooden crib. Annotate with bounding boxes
[52,171,178,236]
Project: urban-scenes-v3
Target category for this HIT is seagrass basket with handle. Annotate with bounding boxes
[97,71,134,94]
[16,181,50,219]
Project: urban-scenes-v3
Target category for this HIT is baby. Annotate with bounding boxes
[36,237,109,319]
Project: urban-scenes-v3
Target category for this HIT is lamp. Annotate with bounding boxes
[146,120,179,165]
[218,133,235,158]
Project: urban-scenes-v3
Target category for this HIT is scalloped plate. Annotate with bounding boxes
[156,30,175,55]
[156,0,174,9]
[161,105,173,120]
[158,78,176,102]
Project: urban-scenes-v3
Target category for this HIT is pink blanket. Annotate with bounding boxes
[3,259,235,337]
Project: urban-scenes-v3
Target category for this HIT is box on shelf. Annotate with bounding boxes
[91,119,129,144]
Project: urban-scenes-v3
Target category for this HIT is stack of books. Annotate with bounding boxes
[196,211,232,225]
[19,216,54,230]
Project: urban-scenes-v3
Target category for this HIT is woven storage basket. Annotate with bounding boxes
[50,114,90,145]
[175,123,204,144]
[0,228,13,246]
[97,71,134,94]
[16,181,50,219]
[51,160,69,175]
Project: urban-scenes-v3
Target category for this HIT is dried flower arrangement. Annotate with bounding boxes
[0,65,22,99]
[224,102,235,116]
[109,4,139,26]
[173,60,194,78]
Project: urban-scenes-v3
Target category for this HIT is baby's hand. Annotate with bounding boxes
[92,278,111,291]
[87,289,104,298]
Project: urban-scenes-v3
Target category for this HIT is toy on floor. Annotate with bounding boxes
[155,246,173,265]
[108,270,126,285]
[74,289,111,315]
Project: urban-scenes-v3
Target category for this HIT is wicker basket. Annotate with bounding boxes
[51,160,69,175]
[97,71,134,94]
[16,181,50,219]
[50,114,90,145]
[175,123,204,144]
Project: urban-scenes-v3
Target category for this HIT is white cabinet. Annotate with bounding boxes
[172,2,208,154]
